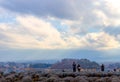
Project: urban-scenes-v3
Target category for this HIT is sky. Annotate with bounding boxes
[0,0,120,62]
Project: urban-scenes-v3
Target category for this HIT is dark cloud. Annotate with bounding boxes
[0,0,75,19]
[0,0,101,20]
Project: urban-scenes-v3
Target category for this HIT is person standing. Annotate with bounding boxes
[72,62,76,72]
[101,64,105,72]
[77,64,81,72]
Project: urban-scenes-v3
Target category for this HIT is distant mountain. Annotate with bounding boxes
[51,59,100,69]
[0,59,100,69]
[105,63,120,69]
[16,60,58,64]
[30,63,52,68]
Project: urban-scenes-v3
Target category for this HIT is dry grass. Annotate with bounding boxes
[0,71,120,82]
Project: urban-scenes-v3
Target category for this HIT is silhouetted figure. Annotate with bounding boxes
[72,62,76,72]
[101,64,105,71]
[77,64,81,72]
[114,68,116,72]
[62,69,65,72]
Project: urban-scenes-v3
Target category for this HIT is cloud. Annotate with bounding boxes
[0,0,108,21]
[0,0,120,50]
[0,15,85,49]
[0,15,67,49]
[1,0,120,35]
[0,15,120,50]
[83,32,120,50]
[0,0,78,19]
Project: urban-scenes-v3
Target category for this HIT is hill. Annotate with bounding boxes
[51,59,100,69]
[105,62,120,69]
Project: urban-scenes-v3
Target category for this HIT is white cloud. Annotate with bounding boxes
[1,0,120,32]
[0,15,66,49]
[0,15,120,50]
[83,32,120,50]
[0,0,120,51]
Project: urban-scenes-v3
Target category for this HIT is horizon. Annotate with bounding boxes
[0,57,120,64]
[0,0,120,62]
